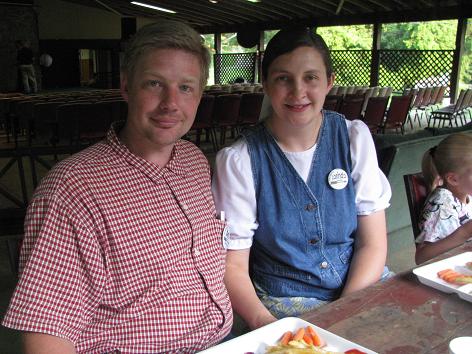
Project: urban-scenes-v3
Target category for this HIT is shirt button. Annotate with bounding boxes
[320,261,328,269]
[305,204,316,211]
[194,248,200,256]
[309,239,318,245]
[181,203,189,210]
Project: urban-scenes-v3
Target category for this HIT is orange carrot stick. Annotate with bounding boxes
[303,333,313,345]
[279,331,292,345]
[292,327,305,341]
[438,269,454,277]
[306,326,325,347]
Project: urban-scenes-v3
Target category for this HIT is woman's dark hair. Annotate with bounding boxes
[262,26,333,80]
[262,26,333,81]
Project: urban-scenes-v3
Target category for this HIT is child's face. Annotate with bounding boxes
[448,166,472,201]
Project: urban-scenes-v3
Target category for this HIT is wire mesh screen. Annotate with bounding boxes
[330,50,371,86]
[214,53,257,84]
[379,50,454,95]
[214,50,455,95]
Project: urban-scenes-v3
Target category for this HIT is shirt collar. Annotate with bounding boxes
[106,121,188,177]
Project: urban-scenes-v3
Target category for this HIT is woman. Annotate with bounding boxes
[212,27,392,330]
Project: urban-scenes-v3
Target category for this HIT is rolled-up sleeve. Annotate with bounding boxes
[212,141,258,249]
[348,120,392,215]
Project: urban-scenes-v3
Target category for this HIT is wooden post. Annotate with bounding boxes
[370,22,381,88]
[450,17,467,103]
[214,32,221,84]
[257,30,264,83]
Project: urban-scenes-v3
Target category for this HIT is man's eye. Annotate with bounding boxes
[148,80,161,87]
[181,85,193,92]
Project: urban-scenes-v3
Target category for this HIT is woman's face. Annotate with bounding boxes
[263,46,334,129]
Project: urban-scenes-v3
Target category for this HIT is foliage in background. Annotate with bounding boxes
[207,19,471,89]
[318,20,470,90]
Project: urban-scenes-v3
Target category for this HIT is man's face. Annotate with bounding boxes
[120,48,202,153]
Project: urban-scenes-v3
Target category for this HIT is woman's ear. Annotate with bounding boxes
[327,73,335,91]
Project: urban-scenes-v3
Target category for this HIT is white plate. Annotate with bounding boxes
[199,317,377,354]
[457,283,472,302]
[412,251,472,301]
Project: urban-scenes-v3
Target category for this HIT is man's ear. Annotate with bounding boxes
[120,73,130,102]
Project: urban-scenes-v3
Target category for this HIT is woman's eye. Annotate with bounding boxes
[275,76,289,82]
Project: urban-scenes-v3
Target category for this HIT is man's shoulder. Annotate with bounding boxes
[37,142,116,193]
[179,139,209,164]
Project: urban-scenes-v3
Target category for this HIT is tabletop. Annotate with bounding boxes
[302,242,472,354]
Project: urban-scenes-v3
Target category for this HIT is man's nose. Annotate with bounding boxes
[159,87,178,110]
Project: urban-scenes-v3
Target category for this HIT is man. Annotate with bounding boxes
[16,40,38,94]
[3,21,232,353]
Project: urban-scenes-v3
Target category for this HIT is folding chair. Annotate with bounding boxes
[338,94,365,120]
[403,173,428,242]
[238,92,264,129]
[380,95,413,134]
[189,94,218,152]
[362,96,389,133]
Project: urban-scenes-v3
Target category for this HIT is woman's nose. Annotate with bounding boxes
[291,80,306,99]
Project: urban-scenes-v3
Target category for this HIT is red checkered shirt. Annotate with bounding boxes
[2,125,232,353]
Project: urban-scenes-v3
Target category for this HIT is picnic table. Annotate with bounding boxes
[302,242,472,354]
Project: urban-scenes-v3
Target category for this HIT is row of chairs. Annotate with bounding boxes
[405,86,447,128]
[1,89,123,141]
[324,93,414,134]
[9,99,127,150]
[188,92,264,151]
[329,85,393,99]
[428,88,472,128]
[205,83,263,94]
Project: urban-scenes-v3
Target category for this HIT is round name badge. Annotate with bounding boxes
[222,226,230,249]
[328,168,348,190]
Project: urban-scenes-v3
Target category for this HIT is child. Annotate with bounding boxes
[416,133,472,264]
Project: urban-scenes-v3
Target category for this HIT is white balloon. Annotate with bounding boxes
[39,54,53,67]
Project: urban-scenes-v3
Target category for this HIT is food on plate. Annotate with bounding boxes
[264,326,366,354]
[467,262,472,271]
[437,268,472,285]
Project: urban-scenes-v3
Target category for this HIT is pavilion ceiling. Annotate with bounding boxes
[62,0,471,33]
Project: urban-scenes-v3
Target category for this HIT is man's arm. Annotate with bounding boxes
[23,332,76,354]
[341,210,388,296]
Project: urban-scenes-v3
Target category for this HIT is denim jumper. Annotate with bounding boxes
[243,111,357,301]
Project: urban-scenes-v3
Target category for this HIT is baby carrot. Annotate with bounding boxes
[279,331,292,345]
[306,326,325,347]
[303,333,313,345]
[437,269,454,277]
[292,327,305,341]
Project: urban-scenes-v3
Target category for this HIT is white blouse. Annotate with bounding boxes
[211,119,392,250]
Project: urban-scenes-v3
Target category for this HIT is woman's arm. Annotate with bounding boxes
[225,249,277,330]
[23,332,76,354]
[415,221,472,264]
[341,210,387,296]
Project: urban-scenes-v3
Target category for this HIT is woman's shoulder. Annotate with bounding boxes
[216,139,250,168]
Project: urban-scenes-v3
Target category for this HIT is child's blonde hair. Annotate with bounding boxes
[422,133,472,192]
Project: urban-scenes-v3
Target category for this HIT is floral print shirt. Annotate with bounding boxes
[416,187,472,244]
